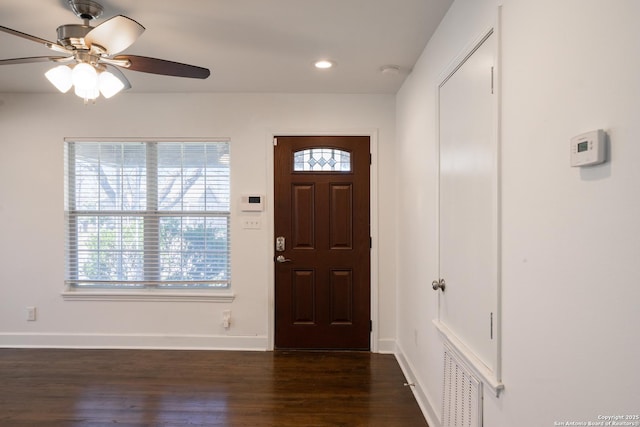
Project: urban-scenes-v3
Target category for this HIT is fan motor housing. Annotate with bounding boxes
[57,24,91,50]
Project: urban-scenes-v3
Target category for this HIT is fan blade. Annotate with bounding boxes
[0,25,69,54]
[113,55,210,79]
[85,15,145,55]
[0,56,70,66]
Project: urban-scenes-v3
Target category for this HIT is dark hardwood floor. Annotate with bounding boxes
[0,349,428,426]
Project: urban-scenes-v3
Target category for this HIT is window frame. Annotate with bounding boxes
[62,137,234,302]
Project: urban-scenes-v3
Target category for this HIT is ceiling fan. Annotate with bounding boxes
[0,0,210,102]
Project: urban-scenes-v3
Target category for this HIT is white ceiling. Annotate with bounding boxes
[0,0,453,95]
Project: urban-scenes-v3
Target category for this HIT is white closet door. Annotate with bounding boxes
[438,31,498,372]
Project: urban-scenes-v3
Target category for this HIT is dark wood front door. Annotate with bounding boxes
[274,135,371,350]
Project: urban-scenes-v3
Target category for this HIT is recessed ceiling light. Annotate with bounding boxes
[314,60,335,69]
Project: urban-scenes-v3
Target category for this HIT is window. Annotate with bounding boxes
[65,140,230,290]
[293,148,351,172]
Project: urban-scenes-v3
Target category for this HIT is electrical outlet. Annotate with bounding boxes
[222,310,231,328]
[26,306,37,321]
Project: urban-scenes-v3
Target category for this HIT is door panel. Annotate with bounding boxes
[330,184,353,249]
[330,269,353,324]
[293,270,315,323]
[438,32,497,370]
[292,184,315,249]
[274,135,370,350]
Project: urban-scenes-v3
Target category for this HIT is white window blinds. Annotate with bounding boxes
[65,140,230,289]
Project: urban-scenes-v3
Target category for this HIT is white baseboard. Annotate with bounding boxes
[395,343,441,427]
[376,338,396,354]
[0,332,268,351]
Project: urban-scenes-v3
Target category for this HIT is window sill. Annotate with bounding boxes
[61,289,235,303]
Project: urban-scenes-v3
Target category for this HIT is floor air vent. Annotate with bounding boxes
[442,348,483,427]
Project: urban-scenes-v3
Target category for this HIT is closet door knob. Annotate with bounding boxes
[432,279,446,292]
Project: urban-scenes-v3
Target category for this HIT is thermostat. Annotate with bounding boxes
[240,195,265,212]
[570,129,606,167]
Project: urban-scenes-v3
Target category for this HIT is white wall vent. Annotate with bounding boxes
[442,347,483,427]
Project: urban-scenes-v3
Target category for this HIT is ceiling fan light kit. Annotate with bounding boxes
[98,69,127,98]
[0,0,210,103]
[45,65,73,92]
[45,61,127,101]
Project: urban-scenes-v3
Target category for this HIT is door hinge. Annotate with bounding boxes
[273,137,278,146]
[370,320,373,332]
[369,153,372,165]
[490,312,494,339]
[369,236,372,249]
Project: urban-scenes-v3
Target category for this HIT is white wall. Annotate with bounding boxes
[396,0,640,426]
[0,92,396,351]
